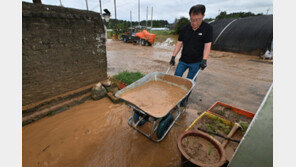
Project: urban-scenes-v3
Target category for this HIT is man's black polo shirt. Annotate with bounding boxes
[178,22,213,63]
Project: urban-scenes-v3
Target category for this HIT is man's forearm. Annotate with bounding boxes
[173,41,183,57]
[203,42,212,60]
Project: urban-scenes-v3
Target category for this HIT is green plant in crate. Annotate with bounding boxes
[239,121,249,134]
[113,71,145,85]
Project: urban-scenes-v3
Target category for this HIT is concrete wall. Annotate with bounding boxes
[22,2,107,106]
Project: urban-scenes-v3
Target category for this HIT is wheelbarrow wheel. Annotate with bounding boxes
[156,113,174,139]
[133,110,148,126]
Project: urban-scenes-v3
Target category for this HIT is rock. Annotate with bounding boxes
[102,80,112,87]
[91,82,107,100]
[104,83,119,93]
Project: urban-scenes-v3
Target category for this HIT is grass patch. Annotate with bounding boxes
[107,31,112,39]
[150,30,176,35]
[150,30,178,43]
[107,31,125,39]
[113,71,145,85]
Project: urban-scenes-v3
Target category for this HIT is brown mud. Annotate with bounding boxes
[23,97,198,167]
[190,114,244,161]
[181,135,220,164]
[210,104,252,123]
[120,80,187,117]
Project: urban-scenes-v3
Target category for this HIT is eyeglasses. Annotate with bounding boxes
[190,18,203,23]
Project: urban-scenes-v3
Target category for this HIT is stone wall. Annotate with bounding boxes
[22,2,107,106]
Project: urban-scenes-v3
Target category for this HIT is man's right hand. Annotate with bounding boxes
[170,56,175,66]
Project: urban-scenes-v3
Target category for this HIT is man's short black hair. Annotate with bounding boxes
[189,4,206,15]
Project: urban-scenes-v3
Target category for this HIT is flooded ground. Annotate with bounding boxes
[107,39,273,113]
[23,98,197,167]
[23,39,272,166]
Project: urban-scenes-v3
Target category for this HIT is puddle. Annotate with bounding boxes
[23,98,197,167]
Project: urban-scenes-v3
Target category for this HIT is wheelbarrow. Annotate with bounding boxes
[115,65,200,142]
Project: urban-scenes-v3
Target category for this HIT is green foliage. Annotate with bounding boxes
[106,19,169,30]
[215,11,264,20]
[217,109,225,116]
[140,20,169,28]
[205,116,231,134]
[204,18,215,23]
[239,121,250,133]
[173,17,190,34]
[150,30,175,35]
[113,71,145,85]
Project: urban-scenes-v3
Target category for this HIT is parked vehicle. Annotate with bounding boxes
[121,28,156,46]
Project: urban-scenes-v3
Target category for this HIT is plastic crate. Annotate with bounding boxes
[185,111,234,132]
[207,101,255,121]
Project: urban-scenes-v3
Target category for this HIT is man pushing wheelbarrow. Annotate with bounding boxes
[115,4,213,142]
[170,4,213,107]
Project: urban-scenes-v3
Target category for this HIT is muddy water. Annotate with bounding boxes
[23,98,198,167]
[120,80,188,117]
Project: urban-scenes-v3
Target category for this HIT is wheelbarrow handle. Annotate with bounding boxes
[165,65,172,74]
[192,69,200,81]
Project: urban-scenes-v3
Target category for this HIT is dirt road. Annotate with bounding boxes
[107,40,273,113]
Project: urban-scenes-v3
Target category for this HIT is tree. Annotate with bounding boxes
[204,18,215,23]
[33,0,42,4]
[215,11,263,20]
[174,17,190,34]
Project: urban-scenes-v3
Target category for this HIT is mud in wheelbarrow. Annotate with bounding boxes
[115,67,200,142]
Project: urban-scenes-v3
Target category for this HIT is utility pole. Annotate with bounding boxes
[138,0,140,26]
[266,8,270,15]
[99,0,102,15]
[151,7,153,29]
[59,0,63,6]
[130,10,132,28]
[85,0,88,11]
[114,0,117,37]
[146,6,148,28]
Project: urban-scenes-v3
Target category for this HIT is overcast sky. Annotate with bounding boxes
[22,0,273,23]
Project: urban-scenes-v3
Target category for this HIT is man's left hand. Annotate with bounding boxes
[200,59,207,70]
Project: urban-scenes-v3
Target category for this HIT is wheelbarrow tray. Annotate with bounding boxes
[115,72,195,118]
